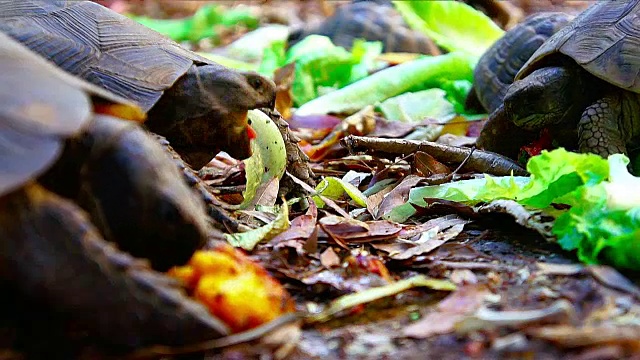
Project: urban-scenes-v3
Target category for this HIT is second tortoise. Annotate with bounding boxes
[475,1,640,161]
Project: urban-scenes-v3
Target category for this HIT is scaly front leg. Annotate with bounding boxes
[578,94,628,158]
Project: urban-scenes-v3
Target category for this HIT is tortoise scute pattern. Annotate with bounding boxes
[474,1,640,162]
[0,1,205,112]
[289,0,437,54]
[473,12,573,113]
[517,1,640,91]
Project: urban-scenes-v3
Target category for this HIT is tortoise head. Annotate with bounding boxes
[146,65,276,169]
[504,65,593,131]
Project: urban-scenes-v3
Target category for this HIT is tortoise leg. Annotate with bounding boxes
[0,183,228,349]
[578,95,627,158]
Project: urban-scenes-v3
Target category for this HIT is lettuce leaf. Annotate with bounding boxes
[131,4,257,43]
[295,51,475,116]
[552,154,640,270]
[261,35,383,106]
[393,0,504,58]
[386,148,640,271]
[393,0,504,57]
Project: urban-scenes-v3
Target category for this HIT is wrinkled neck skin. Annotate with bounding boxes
[503,64,601,131]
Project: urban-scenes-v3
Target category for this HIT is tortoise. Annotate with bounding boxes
[287,0,440,55]
[0,0,276,169]
[0,31,231,349]
[467,12,574,115]
[475,1,640,161]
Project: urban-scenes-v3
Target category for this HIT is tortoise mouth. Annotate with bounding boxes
[510,104,573,131]
[513,113,564,131]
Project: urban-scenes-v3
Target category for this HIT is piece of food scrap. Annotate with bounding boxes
[168,242,295,332]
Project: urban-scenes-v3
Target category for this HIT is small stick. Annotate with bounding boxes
[341,135,528,176]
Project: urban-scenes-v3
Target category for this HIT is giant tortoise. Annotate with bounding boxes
[0,0,276,169]
[0,31,231,350]
[475,1,640,161]
[287,0,440,54]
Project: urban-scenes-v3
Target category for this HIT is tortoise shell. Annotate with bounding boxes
[516,1,640,93]
[472,12,573,113]
[0,0,223,112]
[0,31,142,196]
[288,0,439,55]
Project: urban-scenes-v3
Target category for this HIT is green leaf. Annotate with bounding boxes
[295,52,475,116]
[378,88,455,123]
[131,5,258,43]
[393,0,504,58]
[313,176,368,208]
[440,80,474,114]
[551,154,640,270]
[258,40,288,77]
[224,24,290,63]
[518,149,609,208]
[225,202,290,251]
[384,175,531,222]
[240,110,287,209]
[283,35,383,106]
[378,88,456,141]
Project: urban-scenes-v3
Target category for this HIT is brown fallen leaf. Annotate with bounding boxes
[398,214,467,239]
[403,284,492,338]
[413,151,451,178]
[273,62,296,120]
[376,175,423,219]
[528,325,640,351]
[567,345,627,360]
[535,262,584,276]
[403,312,466,338]
[319,216,402,244]
[449,269,478,285]
[455,299,577,335]
[389,223,466,260]
[272,200,317,243]
[366,180,397,219]
[374,216,470,260]
[320,247,341,268]
[436,133,477,147]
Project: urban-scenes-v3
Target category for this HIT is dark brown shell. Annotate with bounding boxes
[0,31,139,196]
[472,12,573,113]
[516,1,640,92]
[288,0,439,55]
[0,0,221,112]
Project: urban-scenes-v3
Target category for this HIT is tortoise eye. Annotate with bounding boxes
[248,76,262,90]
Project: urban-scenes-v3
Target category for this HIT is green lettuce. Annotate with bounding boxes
[295,51,475,116]
[388,148,640,271]
[393,0,504,58]
[553,154,640,270]
[260,35,383,106]
[131,4,258,43]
